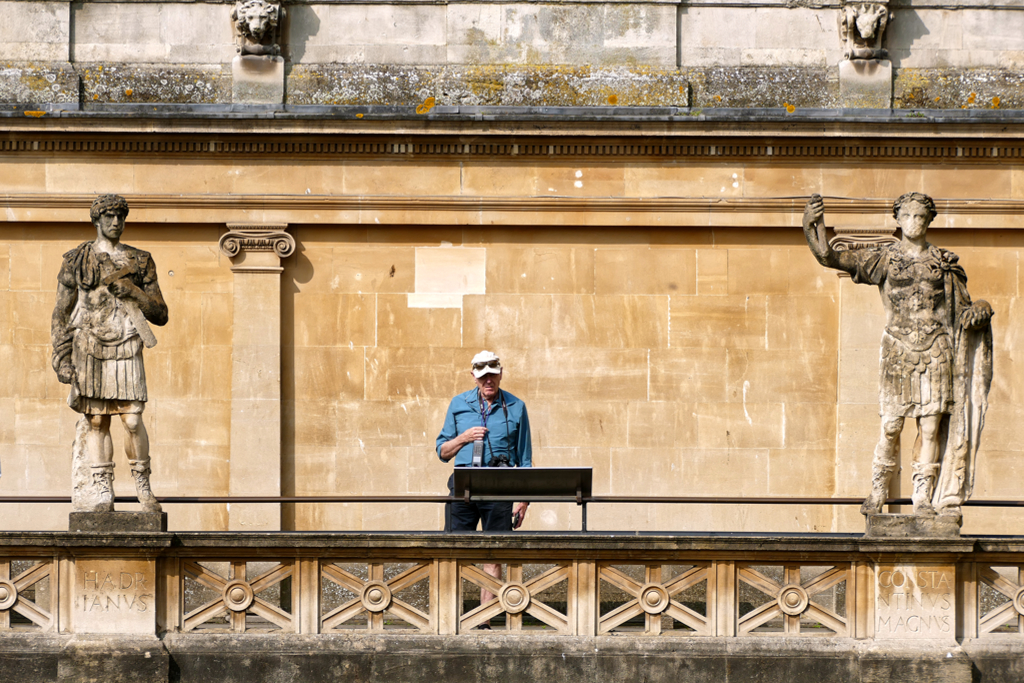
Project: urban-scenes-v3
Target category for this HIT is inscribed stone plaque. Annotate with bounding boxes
[874,563,956,641]
[74,558,157,634]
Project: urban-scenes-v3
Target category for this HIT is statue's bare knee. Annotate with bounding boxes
[86,414,110,432]
[120,413,142,434]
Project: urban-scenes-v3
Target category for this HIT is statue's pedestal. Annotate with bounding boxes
[232,55,284,104]
[865,513,960,539]
[839,59,892,108]
[69,512,167,533]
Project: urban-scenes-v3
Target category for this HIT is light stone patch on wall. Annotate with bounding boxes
[288,5,447,64]
[678,7,838,67]
[0,2,70,62]
[410,246,486,309]
[73,3,234,64]
[446,4,677,67]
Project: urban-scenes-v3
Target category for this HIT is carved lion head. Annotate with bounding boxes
[232,0,279,43]
[851,3,888,40]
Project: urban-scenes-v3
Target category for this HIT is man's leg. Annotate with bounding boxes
[861,416,904,515]
[911,414,943,516]
[120,413,162,513]
[84,414,115,511]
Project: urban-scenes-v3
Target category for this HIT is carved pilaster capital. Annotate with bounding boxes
[829,226,898,278]
[828,226,898,252]
[219,224,295,259]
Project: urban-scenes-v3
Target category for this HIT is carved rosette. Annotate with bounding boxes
[360,581,393,613]
[219,224,295,259]
[0,580,17,610]
[777,583,810,616]
[498,582,531,614]
[223,579,255,612]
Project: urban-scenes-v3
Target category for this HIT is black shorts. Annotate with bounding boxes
[446,472,513,532]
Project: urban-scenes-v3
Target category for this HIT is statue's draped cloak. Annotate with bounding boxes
[844,243,993,512]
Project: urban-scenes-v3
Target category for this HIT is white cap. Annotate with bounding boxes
[471,350,502,378]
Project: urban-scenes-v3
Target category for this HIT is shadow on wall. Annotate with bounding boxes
[284,5,322,65]
[886,9,930,68]
[280,238,315,529]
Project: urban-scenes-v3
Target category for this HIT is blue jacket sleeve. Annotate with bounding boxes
[436,399,458,461]
[517,405,532,467]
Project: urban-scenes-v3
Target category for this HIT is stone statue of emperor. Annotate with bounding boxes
[803,192,993,523]
[51,194,168,513]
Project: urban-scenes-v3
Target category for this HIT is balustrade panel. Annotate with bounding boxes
[597,562,712,636]
[321,560,434,633]
[181,559,295,633]
[458,560,574,634]
[977,564,1024,636]
[736,563,851,637]
[0,558,55,632]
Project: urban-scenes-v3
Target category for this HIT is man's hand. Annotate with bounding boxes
[439,426,488,461]
[512,502,529,530]
[57,363,76,385]
[459,426,488,444]
[964,300,994,330]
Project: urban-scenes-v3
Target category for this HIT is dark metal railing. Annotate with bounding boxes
[1,495,1022,506]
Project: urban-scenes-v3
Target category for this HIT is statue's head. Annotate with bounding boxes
[90,194,129,223]
[233,0,279,43]
[892,192,937,223]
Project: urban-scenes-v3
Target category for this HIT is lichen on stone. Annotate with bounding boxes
[286,64,690,108]
[0,62,78,104]
[79,63,230,104]
[688,67,840,109]
[893,69,1024,110]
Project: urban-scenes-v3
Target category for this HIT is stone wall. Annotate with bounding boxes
[3,1,1024,109]
[0,140,1022,534]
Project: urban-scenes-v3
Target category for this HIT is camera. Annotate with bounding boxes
[489,452,512,468]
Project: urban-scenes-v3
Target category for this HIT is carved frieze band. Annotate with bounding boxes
[1,138,1021,163]
[219,224,295,259]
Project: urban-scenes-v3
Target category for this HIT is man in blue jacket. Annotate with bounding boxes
[437,350,532,533]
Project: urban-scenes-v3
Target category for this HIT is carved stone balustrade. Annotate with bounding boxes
[1,532,1023,682]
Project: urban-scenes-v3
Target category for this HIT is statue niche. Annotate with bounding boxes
[841,1,892,60]
[232,0,284,57]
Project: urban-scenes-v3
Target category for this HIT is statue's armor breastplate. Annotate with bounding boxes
[883,248,948,351]
[69,248,140,345]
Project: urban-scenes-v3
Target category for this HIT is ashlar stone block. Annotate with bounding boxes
[232,55,284,104]
[839,59,892,109]
[73,558,157,634]
[874,563,957,642]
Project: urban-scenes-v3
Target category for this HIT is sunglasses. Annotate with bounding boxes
[473,360,501,370]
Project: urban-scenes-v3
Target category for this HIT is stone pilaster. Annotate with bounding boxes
[219,224,295,531]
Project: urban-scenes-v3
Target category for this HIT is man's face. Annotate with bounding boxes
[475,370,501,402]
[95,211,126,241]
[897,201,931,240]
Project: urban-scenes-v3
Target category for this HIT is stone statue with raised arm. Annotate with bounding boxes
[803,193,993,529]
[51,194,168,514]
